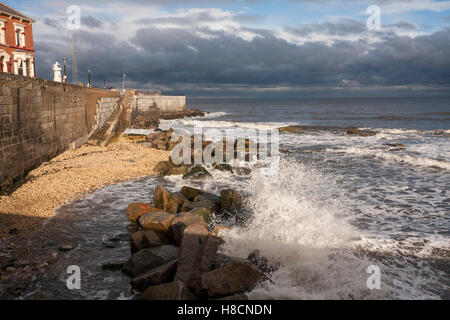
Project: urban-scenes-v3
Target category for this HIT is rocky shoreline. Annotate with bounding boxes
[120,183,272,300]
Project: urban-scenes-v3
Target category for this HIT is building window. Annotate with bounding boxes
[15,25,26,47]
[26,59,32,76]
[0,21,5,45]
[0,56,3,72]
[17,59,24,75]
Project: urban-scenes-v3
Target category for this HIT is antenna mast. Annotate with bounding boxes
[72,34,78,84]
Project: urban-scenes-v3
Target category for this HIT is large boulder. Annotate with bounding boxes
[175,224,221,294]
[181,200,216,213]
[138,211,175,234]
[180,186,205,201]
[213,163,234,173]
[212,253,252,269]
[201,262,266,298]
[190,207,212,223]
[139,281,196,300]
[130,230,172,254]
[130,259,178,292]
[126,203,158,223]
[166,164,189,176]
[183,165,212,180]
[211,226,232,243]
[194,193,221,210]
[171,192,188,212]
[122,245,179,278]
[154,185,178,214]
[171,212,207,245]
[220,189,245,213]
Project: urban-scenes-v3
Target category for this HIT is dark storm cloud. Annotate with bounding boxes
[34,11,450,90]
[286,18,367,37]
[81,16,104,28]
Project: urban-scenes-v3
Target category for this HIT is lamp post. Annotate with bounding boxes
[88,68,91,88]
[62,58,67,83]
[122,73,126,92]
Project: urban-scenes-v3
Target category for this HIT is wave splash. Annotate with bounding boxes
[219,159,392,299]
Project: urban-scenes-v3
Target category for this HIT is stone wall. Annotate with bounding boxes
[0,73,120,192]
[135,95,186,113]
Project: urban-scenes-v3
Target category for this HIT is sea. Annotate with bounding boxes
[2,96,449,300]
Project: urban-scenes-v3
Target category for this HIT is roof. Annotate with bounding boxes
[0,1,35,23]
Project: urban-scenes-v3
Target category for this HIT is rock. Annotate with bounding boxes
[180,186,205,201]
[166,164,190,176]
[190,207,213,223]
[126,203,158,223]
[171,192,189,212]
[102,261,126,271]
[110,233,130,242]
[171,212,207,245]
[59,245,73,252]
[195,193,221,210]
[102,241,118,249]
[181,200,216,213]
[279,126,303,134]
[154,185,178,214]
[5,267,17,274]
[122,245,179,278]
[345,129,377,137]
[130,230,171,254]
[183,165,212,180]
[212,226,231,242]
[127,223,140,233]
[139,281,196,300]
[154,161,172,175]
[131,259,178,292]
[247,249,280,273]
[201,262,266,298]
[220,189,245,213]
[139,211,175,234]
[212,253,252,269]
[234,167,252,176]
[213,163,234,173]
[175,224,221,293]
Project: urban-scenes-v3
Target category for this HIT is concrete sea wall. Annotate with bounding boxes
[0,73,120,192]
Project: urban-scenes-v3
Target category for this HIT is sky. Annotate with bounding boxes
[8,0,450,96]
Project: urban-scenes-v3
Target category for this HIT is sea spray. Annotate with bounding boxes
[219,159,390,299]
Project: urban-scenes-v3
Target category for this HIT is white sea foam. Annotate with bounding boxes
[328,146,450,170]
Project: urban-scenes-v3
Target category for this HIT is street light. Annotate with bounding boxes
[88,68,92,87]
[123,73,126,92]
[63,58,67,83]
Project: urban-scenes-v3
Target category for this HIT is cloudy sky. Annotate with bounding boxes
[10,0,450,96]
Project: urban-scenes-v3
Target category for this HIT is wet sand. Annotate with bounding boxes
[0,137,170,239]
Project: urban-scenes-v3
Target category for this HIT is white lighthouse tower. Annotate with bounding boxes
[53,62,62,82]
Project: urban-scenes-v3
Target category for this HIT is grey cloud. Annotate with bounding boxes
[81,16,104,28]
[34,12,450,91]
[286,18,367,37]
